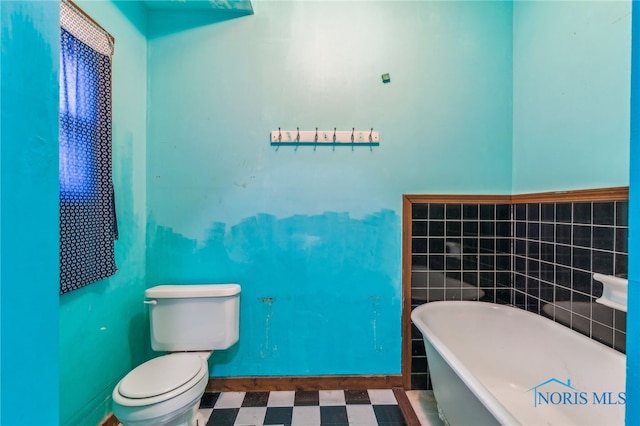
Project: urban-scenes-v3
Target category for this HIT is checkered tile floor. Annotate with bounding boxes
[198,389,407,425]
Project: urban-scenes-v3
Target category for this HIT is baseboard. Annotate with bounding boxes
[98,413,119,426]
[206,375,403,392]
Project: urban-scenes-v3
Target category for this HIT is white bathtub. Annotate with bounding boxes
[411,301,625,426]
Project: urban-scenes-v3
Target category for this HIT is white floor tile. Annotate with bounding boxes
[198,408,213,424]
[367,389,397,405]
[346,404,378,425]
[292,406,321,425]
[214,391,246,408]
[234,406,267,426]
[266,390,296,407]
[319,390,346,406]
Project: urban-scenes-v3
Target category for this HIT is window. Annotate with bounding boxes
[59,0,117,294]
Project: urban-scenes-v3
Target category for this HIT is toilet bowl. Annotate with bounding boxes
[112,284,241,426]
[112,353,209,426]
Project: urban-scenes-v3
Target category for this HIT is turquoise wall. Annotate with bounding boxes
[512,0,631,193]
[1,2,60,424]
[57,1,149,425]
[628,0,640,420]
[146,0,513,377]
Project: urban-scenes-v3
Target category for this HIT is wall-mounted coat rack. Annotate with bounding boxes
[270,128,380,147]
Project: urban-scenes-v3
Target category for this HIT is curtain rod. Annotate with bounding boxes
[61,0,115,57]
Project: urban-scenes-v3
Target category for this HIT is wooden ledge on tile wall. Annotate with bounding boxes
[404,186,629,205]
[510,186,629,203]
[206,375,403,392]
[404,194,511,204]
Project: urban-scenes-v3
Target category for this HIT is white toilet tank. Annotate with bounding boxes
[145,284,240,352]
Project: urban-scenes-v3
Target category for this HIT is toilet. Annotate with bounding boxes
[112,284,241,426]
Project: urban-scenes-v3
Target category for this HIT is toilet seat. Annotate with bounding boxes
[120,353,202,399]
[113,353,208,407]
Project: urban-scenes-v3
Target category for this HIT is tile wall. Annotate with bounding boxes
[513,201,627,353]
[410,202,512,390]
[409,199,628,390]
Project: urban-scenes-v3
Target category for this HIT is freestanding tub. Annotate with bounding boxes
[411,301,625,425]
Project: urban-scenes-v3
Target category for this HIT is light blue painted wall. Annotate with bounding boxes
[512,0,631,194]
[0,2,60,424]
[627,0,640,420]
[57,2,148,425]
[146,0,513,377]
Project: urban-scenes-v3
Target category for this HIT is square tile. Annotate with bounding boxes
[263,406,293,425]
[234,407,267,425]
[320,405,348,424]
[207,408,239,426]
[573,202,592,224]
[368,389,397,405]
[215,392,247,409]
[292,406,321,425]
[593,202,615,225]
[445,204,461,220]
[267,391,296,407]
[346,405,378,425]
[319,390,346,406]
[242,391,270,407]
[200,392,220,408]
[344,390,370,405]
[294,390,319,406]
[373,405,405,424]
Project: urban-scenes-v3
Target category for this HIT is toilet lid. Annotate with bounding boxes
[118,354,203,399]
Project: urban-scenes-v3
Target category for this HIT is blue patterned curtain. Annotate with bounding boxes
[59,27,117,294]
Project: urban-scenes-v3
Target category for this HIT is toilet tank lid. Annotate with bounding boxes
[145,284,241,298]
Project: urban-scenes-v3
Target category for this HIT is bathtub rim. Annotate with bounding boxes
[411,301,518,425]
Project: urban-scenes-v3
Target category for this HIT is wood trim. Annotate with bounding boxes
[404,194,512,204]
[511,186,629,203]
[393,387,422,426]
[405,187,629,206]
[401,196,413,390]
[400,186,629,389]
[206,375,403,392]
[97,413,119,426]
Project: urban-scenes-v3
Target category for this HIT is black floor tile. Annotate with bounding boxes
[373,405,406,424]
[294,390,320,406]
[320,405,348,424]
[199,392,220,409]
[263,406,293,425]
[344,390,371,405]
[242,391,270,407]
[206,408,238,426]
